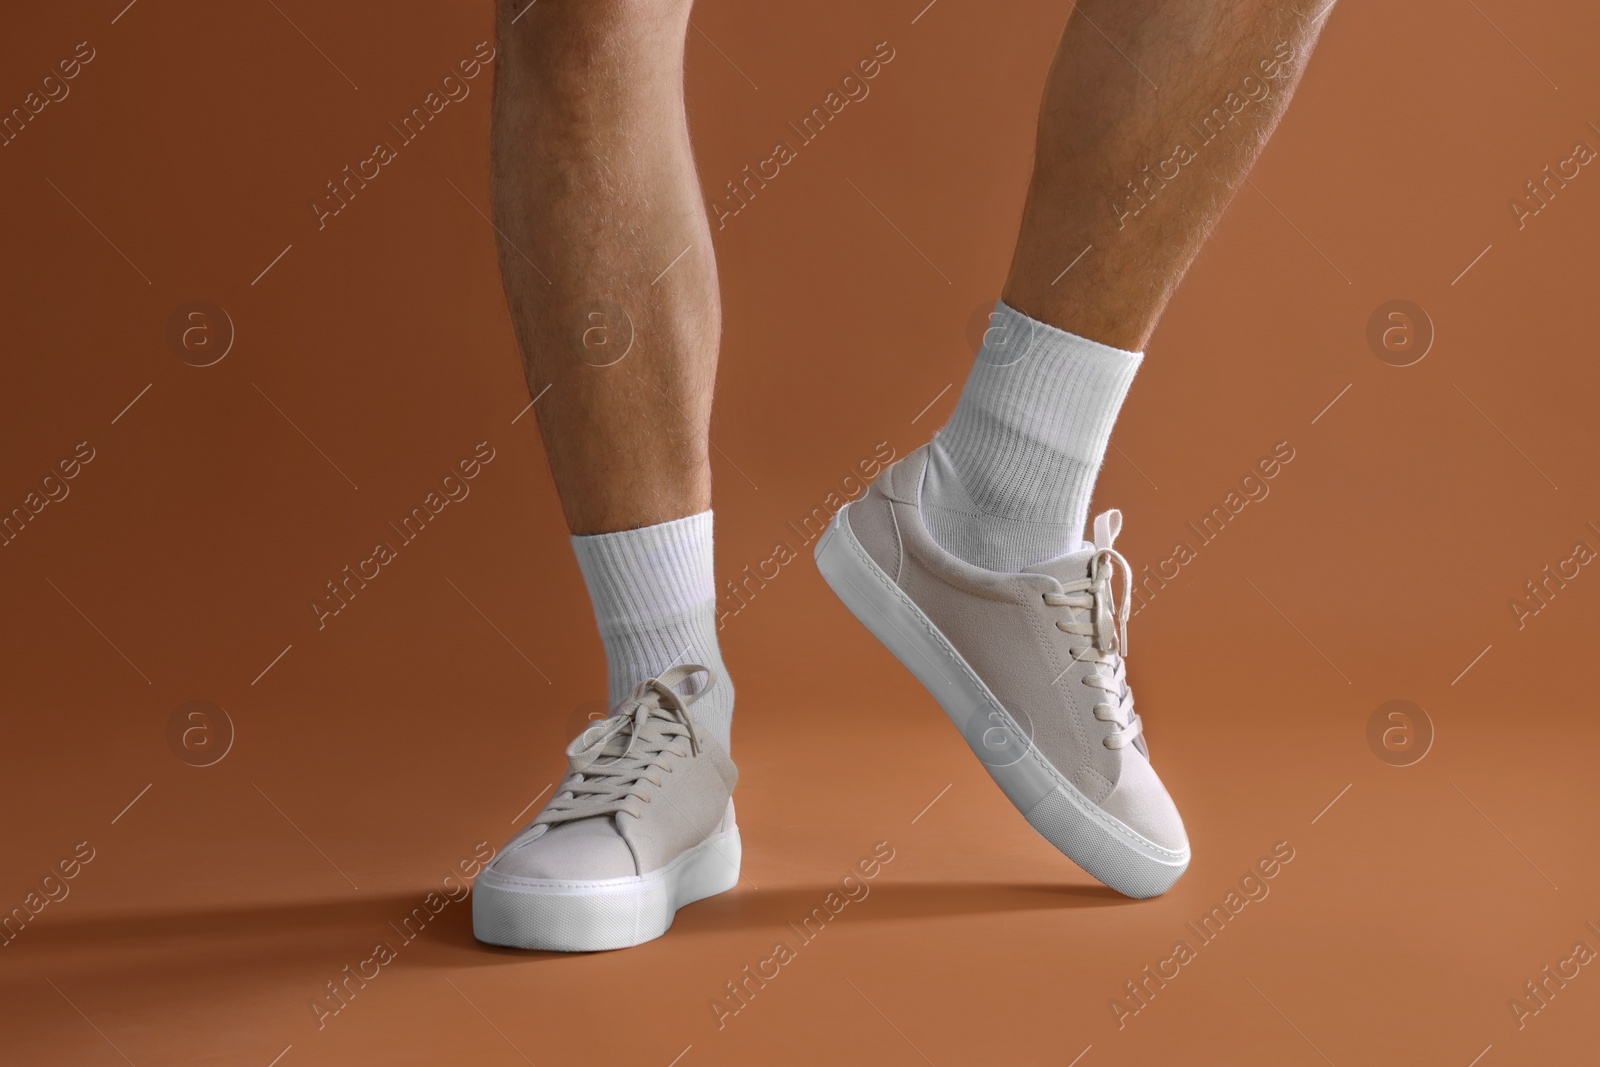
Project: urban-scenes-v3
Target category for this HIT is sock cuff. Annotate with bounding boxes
[963,300,1142,420]
[934,301,1142,526]
[943,301,1141,456]
[572,510,716,633]
[989,299,1144,363]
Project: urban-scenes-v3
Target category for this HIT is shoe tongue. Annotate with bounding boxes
[1021,543,1096,583]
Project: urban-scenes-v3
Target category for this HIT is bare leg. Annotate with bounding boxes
[492,0,716,536]
[488,0,735,747]
[475,5,740,955]
[1004,0,1326,350]
[919,1,1327,571]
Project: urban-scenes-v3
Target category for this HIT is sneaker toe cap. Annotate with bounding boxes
[1097,751,1189,854]
[491,818,637,881]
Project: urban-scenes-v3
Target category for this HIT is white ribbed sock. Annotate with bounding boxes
[570,510,732,750]
[922,300,1142,572]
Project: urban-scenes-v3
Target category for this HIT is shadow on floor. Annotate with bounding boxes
[683,878,1128,932]
[6,877,1128,971]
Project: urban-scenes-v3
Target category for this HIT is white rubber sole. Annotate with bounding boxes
[472,825,742,951]
[815,506,1189,898]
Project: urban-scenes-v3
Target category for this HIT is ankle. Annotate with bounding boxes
[919,301,1141,571]
[573,510,733,751]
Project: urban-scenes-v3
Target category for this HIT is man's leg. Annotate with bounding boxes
[1008,0,1320,348]
[923,0,1324,572]
[488,0,731,744]
[817,0,1326,897]
[492,0,715,537]
[474,0,740,953]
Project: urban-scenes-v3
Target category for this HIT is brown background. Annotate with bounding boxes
[3,0,1599,1064]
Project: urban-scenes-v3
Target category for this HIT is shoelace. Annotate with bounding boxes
[534,664,712,827]
[1044,532,1143,751]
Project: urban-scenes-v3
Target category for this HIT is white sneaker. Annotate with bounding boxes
[473,665,741,951]
[815,445,1189,897]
